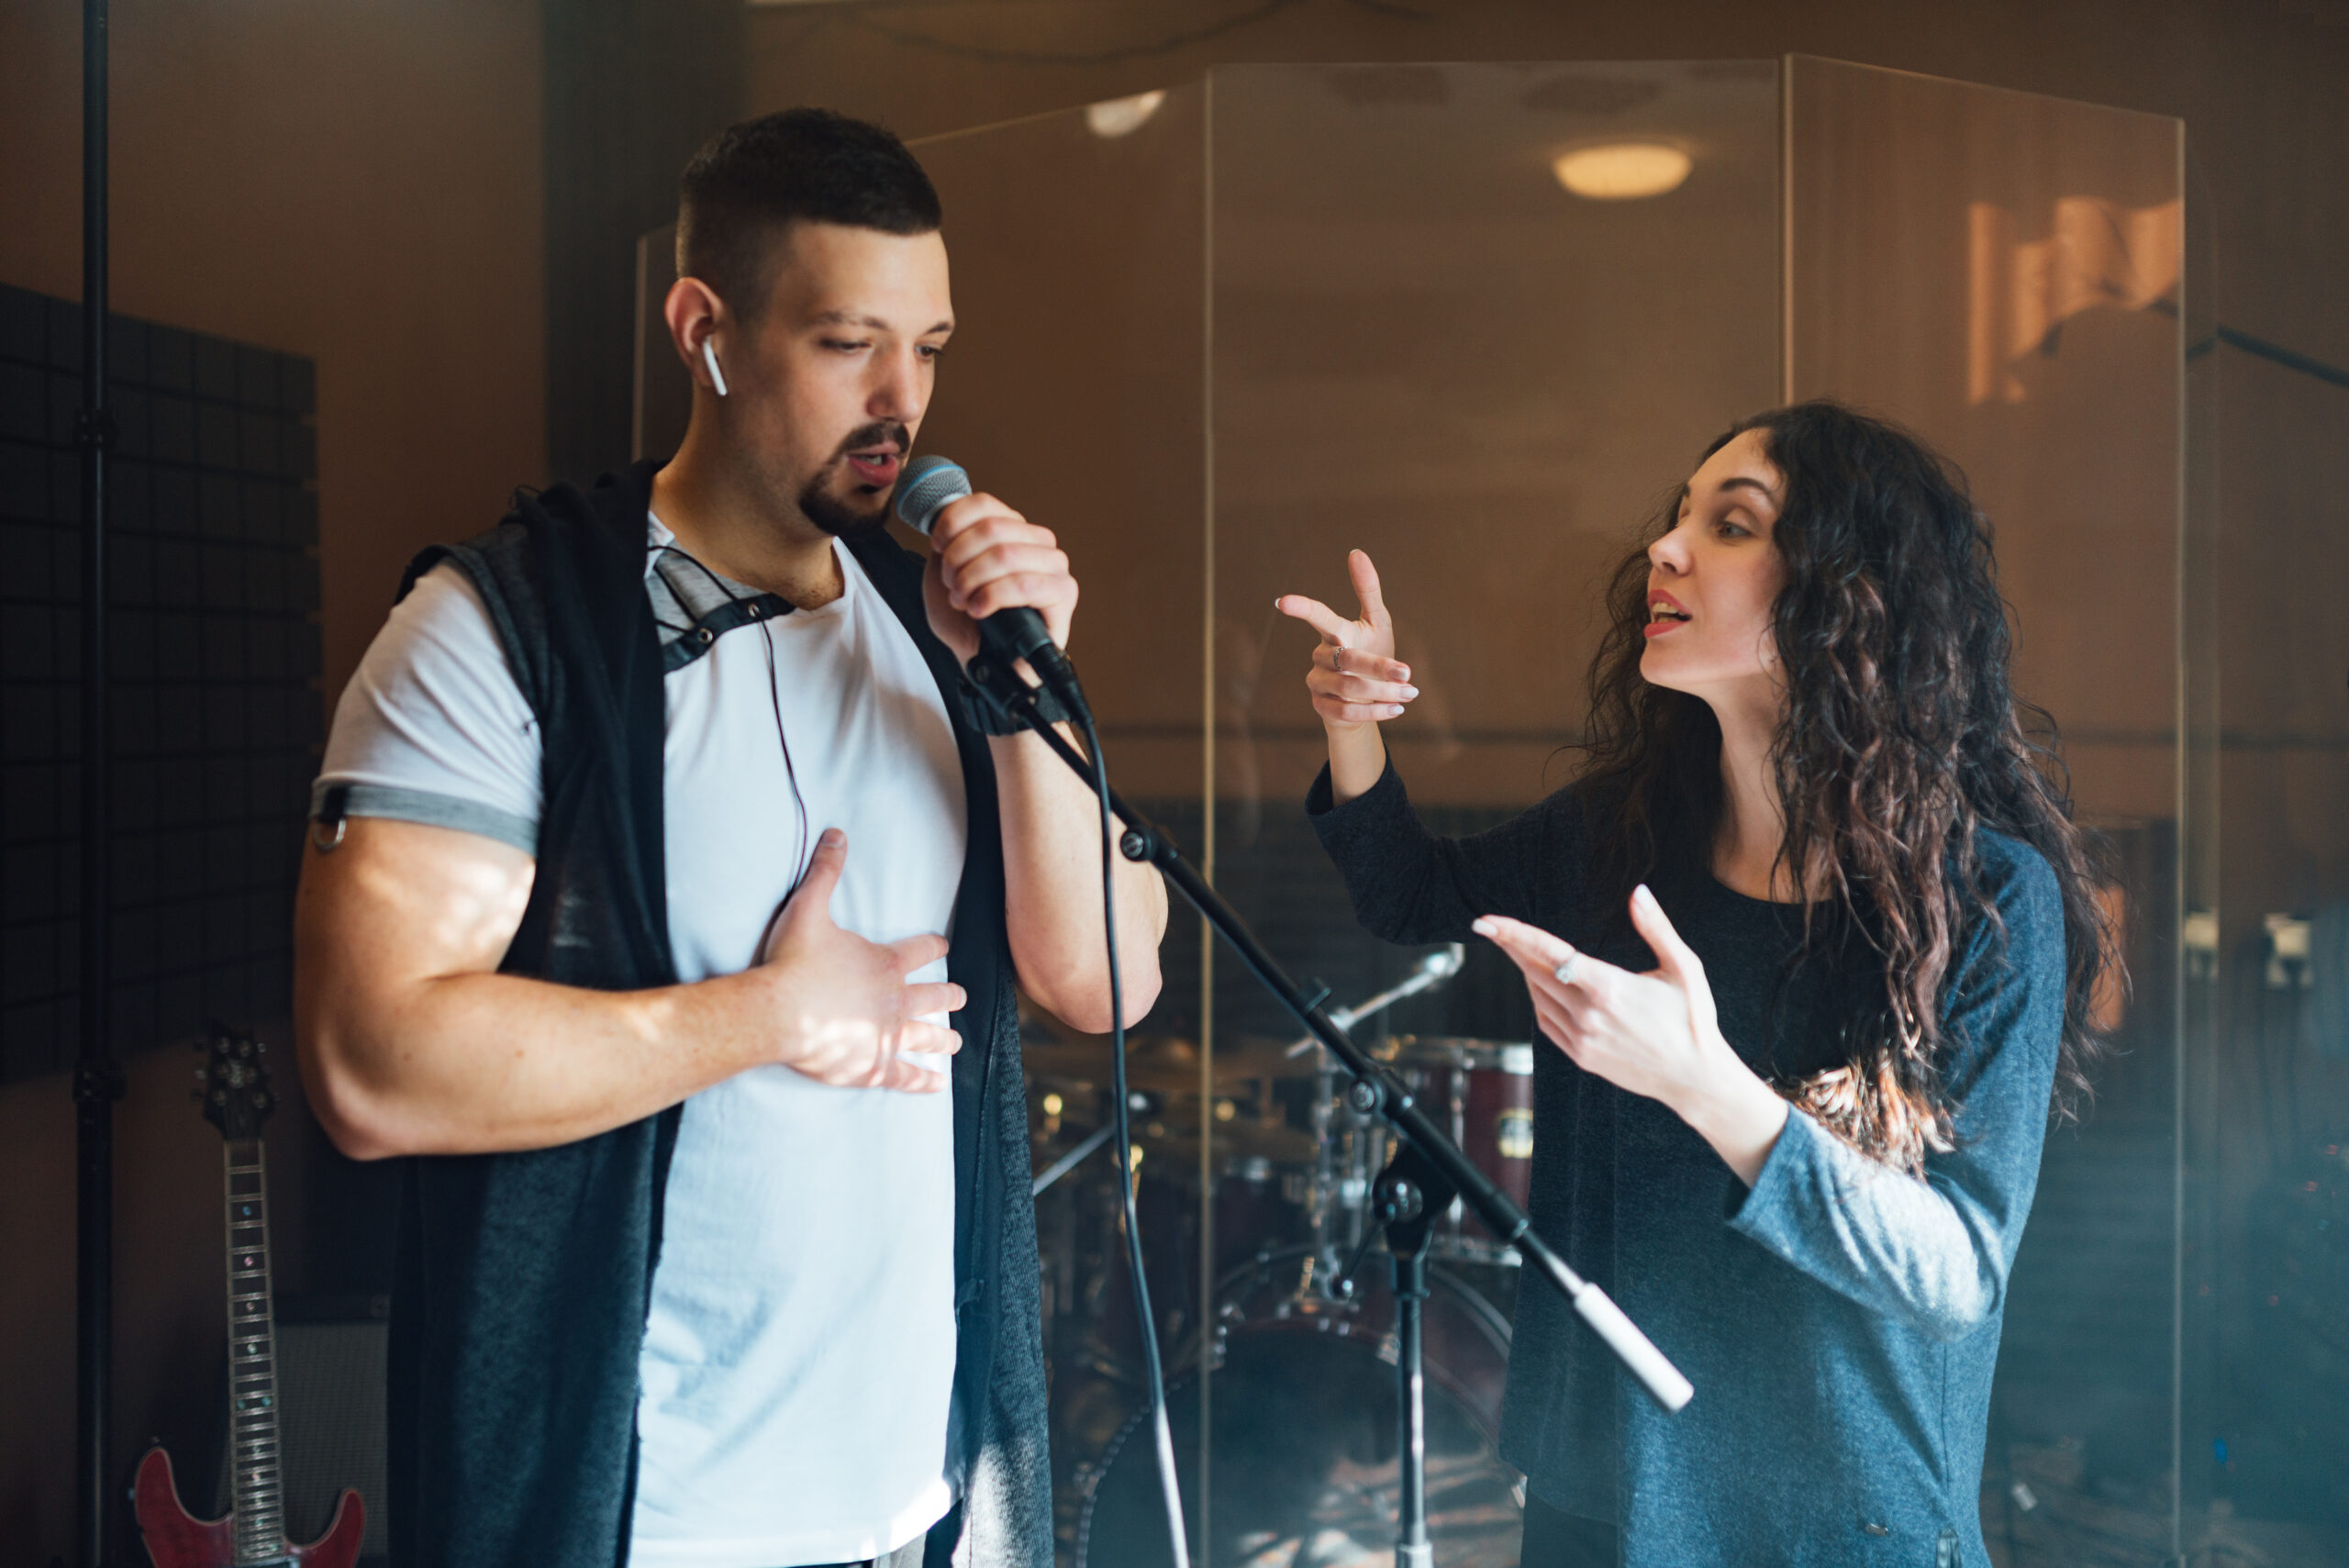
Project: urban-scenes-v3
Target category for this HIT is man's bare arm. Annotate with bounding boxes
[991,728,1168,1032]
[293,818,962,1161]
[918,493,1166,1032]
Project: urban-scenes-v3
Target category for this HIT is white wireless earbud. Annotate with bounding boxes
[701,337,729,397]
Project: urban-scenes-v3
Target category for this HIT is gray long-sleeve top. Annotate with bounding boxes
[1308,762,2066,1568]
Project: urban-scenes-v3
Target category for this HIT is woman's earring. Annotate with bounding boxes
[702,338,729,397]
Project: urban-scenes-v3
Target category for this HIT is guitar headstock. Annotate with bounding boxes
[194,1024,276,1141]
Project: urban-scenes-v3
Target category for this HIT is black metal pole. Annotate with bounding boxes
[1395,1254,1429,1568]
[1375,1148,1446,1568]
[74,0,120,1563]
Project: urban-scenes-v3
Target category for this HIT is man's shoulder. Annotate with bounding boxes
[402,462,663,602]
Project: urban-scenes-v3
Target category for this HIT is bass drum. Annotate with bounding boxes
[1077,1247,1523,1568]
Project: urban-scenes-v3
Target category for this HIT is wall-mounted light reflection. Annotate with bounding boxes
[1551,141,1692,200]
[1085,90,1166,139]
[1967,196,2181,404]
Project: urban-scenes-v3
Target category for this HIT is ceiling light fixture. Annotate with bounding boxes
[1085,90,1167,139]
[1552,141,1693,201]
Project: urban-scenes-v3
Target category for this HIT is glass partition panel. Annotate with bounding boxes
[909,93,1213,1564]
[2196,147,2349,1563]
[913,92,1208,806]
[648,56,2206,1566]
[1788,54,2188,1562]
[1197,61,1781,1568]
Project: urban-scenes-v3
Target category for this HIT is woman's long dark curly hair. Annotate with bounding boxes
[1575,401,2111,1170]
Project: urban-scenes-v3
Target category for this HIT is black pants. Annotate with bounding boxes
[1520,1492,1620,1568]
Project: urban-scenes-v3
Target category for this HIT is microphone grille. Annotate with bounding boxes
[895,455,971,537]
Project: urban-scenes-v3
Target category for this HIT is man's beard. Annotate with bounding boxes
[796,419,908,539]
[797,472,889,539]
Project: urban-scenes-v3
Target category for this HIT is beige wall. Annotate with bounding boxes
[755,2,2349,1476]
[0,0,541,1551]
[744,0,2347,943]
[0,0,546,708]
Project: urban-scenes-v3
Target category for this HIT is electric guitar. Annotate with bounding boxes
[133,1026,364,1567]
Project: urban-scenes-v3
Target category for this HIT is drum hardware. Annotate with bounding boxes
[1326,1202,1389,1305]
[1077,1236,1521,1568]
[1031,1084,1159,1198]
[1285,948,1466,1304]
[1034,1120,1120,1198]
[1381,1039,1538,1267]
[1282,944,1466,1059]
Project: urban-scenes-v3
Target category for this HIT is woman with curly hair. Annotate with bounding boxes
[1276,401,2109,1568]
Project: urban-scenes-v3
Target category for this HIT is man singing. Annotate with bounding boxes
[293,109,1163,1568]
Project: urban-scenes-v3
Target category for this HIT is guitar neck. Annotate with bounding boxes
[223,1136,285,1562]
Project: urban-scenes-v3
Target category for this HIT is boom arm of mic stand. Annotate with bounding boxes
[985,664,1693,1413]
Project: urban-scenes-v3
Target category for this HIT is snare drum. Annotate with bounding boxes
[1384,1037,1536,1264]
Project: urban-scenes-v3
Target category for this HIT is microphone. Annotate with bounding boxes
[895,455,1090,721]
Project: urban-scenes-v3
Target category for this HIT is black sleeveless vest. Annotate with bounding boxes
[378,462,1049,1568]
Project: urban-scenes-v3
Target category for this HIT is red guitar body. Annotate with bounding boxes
[133,1447,364,1568]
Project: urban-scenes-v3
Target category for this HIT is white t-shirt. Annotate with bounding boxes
[315,516,967,1567]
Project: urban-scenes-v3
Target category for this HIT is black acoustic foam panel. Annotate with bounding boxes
[0,285,321,1083]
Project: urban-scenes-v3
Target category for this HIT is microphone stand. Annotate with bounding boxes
[966,656,1692,1557]
[1372,1142,1452,1568]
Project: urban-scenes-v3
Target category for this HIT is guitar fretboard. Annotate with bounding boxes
[224,1138,284,1562]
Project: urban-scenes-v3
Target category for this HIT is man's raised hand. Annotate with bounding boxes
[921,490,1078,670]
[757,828,963,1092]
[1275,549,1419,730]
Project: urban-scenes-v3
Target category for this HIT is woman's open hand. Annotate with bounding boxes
[1474,885,1789,1184]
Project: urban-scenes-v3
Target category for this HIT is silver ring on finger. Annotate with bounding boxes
[1553,951,1580,985]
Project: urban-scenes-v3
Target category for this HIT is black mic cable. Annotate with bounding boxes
[1081,704,1190,1568]
[895,457,1187,1566]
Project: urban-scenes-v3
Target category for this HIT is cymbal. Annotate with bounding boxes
[1021,1036,1202,1095]
[1138,1119,1321,1171]
[1378,1035,1538,1073]
[1021,1033,1324,1094]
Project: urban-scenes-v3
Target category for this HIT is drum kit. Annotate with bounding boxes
[1026,951,1536,1567]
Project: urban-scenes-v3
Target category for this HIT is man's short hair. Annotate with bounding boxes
[677,108,942,317]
